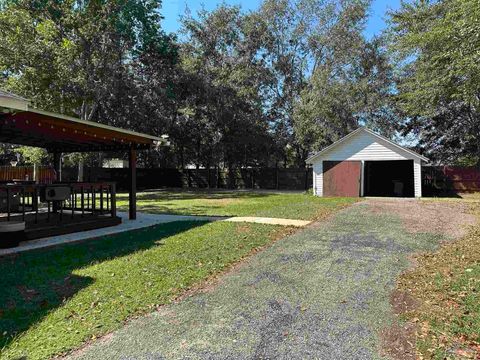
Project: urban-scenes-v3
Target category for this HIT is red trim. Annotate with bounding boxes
[0,111,153,150]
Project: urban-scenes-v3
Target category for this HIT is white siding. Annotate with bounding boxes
[313,161,323,196]
[414,159,422,197]
[316,130,411,161]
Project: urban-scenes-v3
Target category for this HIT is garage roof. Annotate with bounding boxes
[0,90,167,152]
[306,127,429,164]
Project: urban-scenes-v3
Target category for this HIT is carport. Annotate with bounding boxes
[307,128,428,198]
[0,90,167,242]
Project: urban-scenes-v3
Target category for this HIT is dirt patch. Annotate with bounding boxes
[380,290,419,360]
[52,276,78,300]
[373,199,476,359]
[367,199,477,239]
[235,224,252,234]
[381,322,417,360]
[390,289,419,316]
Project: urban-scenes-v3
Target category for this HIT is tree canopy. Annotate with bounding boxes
[0,0,477,168]
[388,0,480,165]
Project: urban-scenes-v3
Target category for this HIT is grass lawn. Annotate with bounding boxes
[116,190,358,220]
[0,190,355,359]
[0,221,288,360]
[396,203,480,359]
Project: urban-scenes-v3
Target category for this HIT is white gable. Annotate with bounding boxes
[318,131,409,161]
[307,128,427,163]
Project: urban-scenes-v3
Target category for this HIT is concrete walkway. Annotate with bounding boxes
[70,200,458,360]
[0,212,310,257]
[222,216,310,227]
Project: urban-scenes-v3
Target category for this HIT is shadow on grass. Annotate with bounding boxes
[115,190,312,217]
[423,191,463,199]
[115,190,283,217]
[118,203,234,216]
[116,189,280,202]
[0,220,206,350]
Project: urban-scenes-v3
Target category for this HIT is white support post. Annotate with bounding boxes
[414,159,422,198]
[316,161,323,197]
[360,160,365,197]
[33,163,38,183]
[53,152,62,182]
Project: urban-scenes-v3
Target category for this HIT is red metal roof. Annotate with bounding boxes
[0,91,166,152]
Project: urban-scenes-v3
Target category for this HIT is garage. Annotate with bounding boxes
[307,128,428,198]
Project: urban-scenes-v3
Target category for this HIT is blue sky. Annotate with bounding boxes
[160,0,402,38]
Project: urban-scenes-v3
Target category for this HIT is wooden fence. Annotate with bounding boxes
[3,165,480,194]
[0,166,56,184]
[422,166,480,195]
[60,167,313,192]
[64,166,480,193]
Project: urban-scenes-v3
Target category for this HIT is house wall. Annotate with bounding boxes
[310,130,423,197]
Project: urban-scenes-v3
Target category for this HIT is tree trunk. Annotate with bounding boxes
[78,161,84,182]
[228,163,236,189]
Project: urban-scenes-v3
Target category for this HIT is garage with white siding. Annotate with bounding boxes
[306,127,428,198]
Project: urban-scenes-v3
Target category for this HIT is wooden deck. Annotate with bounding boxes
[0,211,121,240]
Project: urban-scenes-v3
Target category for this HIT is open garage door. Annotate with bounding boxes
[323,161,361,197]
[364,160,414,197]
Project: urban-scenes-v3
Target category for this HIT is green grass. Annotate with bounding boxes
[396,205,480,359]
[0,221,284,360]
[450,265,480,340]
[116,190,358,220]
[0,190,357,359]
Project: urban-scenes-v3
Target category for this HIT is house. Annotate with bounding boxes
[103,158,129,168]
[306,127,428,198]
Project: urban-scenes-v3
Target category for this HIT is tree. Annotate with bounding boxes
[178,5,274,174]
[388,0,480,165]
[0,0,421,171]
[252,0,314,166]
[294,36,397,153]
[16,146,48,165]
[0,0,178,165]
[253,0,397,165]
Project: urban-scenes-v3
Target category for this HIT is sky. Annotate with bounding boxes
[160,0,403,38]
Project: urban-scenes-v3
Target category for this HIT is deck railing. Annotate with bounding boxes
[0,182,117,223]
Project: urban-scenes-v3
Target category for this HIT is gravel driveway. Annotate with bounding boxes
[71,199,474,360]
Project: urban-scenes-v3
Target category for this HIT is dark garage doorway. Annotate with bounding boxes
[364,160,414,197]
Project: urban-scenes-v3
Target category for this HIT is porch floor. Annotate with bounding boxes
[0,211,121,240]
